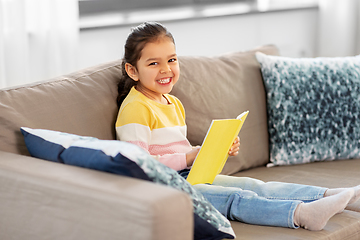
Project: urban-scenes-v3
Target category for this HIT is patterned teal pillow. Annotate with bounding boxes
[256,52,360,166]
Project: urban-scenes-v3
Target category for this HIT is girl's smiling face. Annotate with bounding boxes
[125,37,179,104]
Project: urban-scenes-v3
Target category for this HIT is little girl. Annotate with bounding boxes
[115,22,360,230]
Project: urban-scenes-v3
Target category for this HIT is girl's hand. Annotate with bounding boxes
[186,146,200,167]
[229,137,240,156]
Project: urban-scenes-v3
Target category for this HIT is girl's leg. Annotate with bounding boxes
[193,183,301,228]
[294,189,353,230]
[213,175,360,205]
[194,183,353,230]
[325,186,360,204]
[212,175,326,202]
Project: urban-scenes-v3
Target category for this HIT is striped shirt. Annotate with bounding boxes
[115,87,192,171]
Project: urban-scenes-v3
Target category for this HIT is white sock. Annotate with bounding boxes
[294,189,353,231]
[325,185,360,205]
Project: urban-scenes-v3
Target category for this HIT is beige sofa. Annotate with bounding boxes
[1,45,360,240]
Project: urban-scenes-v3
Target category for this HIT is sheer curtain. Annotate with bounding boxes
[317,0,360,57]
[0,0,79,88]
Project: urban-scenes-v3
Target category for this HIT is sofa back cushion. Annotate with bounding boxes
[172,45,279,174]
[1,45,278,173]
[0,60,122,155]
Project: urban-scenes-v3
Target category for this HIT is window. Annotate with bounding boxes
[78,0,317,29]
[79,0,252,16]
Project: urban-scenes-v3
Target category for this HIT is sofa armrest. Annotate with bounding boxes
[0,151,193,240]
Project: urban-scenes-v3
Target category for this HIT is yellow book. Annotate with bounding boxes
[186,111,249,185]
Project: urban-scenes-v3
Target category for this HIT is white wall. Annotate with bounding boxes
[358,1,360,54]
[317,0,360,57]
[78,8,319,69]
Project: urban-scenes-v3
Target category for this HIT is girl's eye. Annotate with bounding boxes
[149,62,158,66]
[169,58,177,63]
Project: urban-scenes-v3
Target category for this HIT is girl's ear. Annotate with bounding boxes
[125,63,139,81]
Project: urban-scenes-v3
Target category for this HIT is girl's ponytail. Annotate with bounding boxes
[116,60,137,108]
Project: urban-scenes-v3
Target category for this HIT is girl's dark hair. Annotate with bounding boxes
[116,22,175,107]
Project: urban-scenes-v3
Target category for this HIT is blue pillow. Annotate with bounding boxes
[256,52,360,166]
[21,127,235,240]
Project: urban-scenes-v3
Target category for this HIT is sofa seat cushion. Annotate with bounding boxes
[230,160,360,239]
[230,210,360,240]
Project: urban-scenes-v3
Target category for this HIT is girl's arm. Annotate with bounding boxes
[116,124,190,171]
[116,102,192,171]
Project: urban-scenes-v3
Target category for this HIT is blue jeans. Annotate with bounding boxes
[193,175,327,228]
